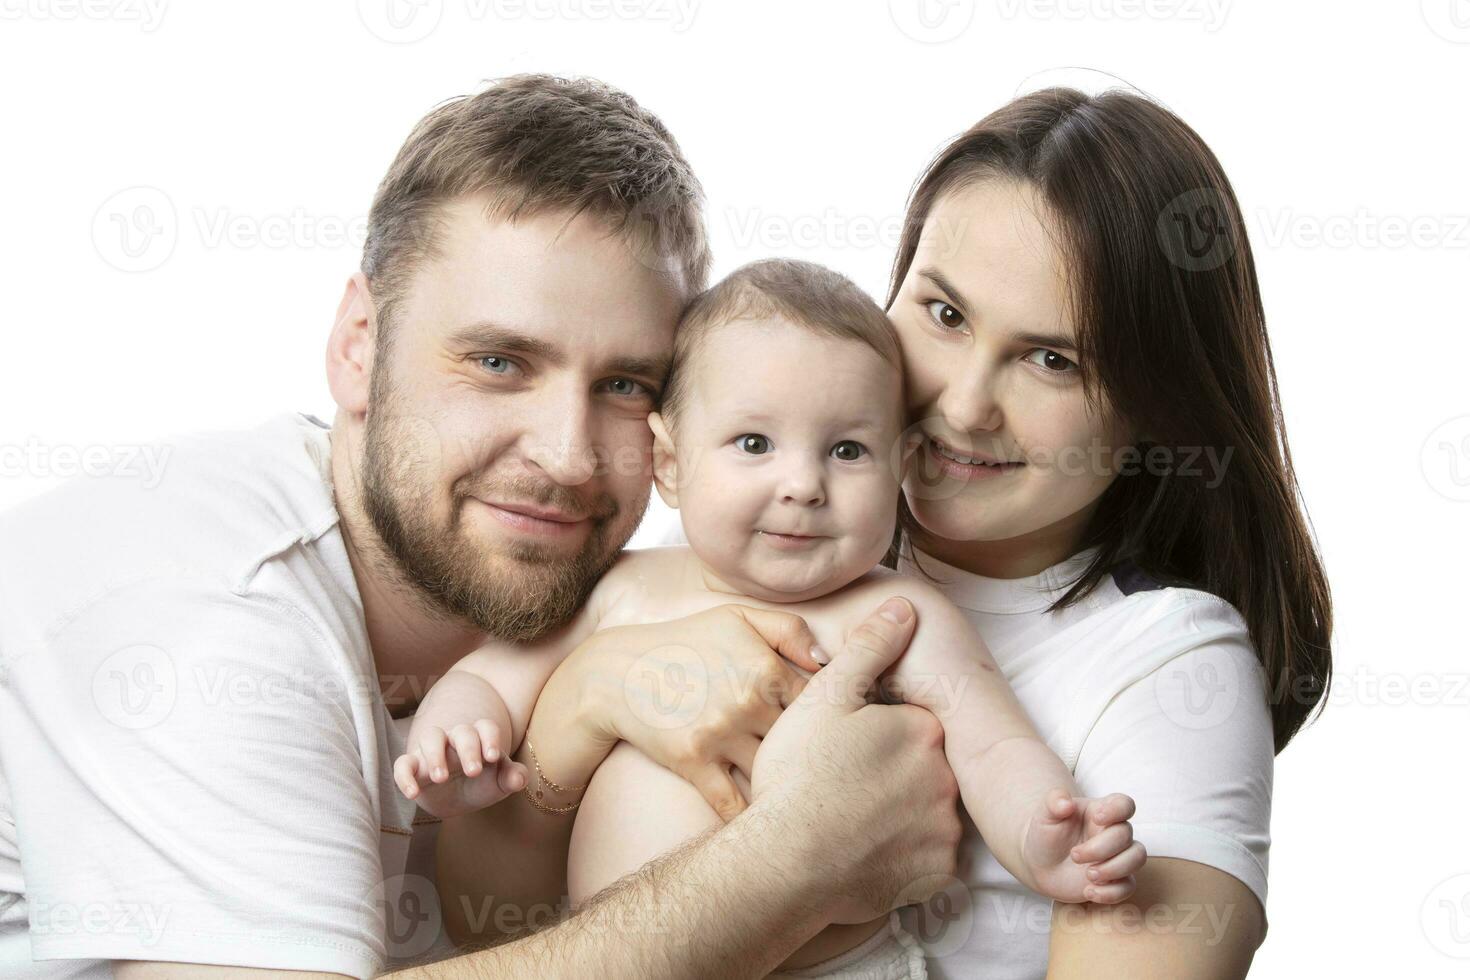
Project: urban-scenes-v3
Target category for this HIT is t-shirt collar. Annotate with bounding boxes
[897,538,1102,614]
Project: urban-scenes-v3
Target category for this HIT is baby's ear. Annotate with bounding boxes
[897,429,924,481]
[647,412,681,509]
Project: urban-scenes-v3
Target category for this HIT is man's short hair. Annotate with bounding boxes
[362,73,711,332]
[660,258,903,428]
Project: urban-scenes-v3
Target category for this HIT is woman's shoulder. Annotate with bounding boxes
[1090,561,1251,647]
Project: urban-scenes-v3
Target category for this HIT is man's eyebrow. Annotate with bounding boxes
[917,268,1076,351]
[448,321,671,382]
[448,322,563,363]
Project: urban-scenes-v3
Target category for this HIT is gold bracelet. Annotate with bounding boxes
[523,737,587,814]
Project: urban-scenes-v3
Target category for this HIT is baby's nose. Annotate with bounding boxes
[778,465,826,507]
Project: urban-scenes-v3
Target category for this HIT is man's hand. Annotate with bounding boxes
[567,603,823,821]
[752,596,964,923]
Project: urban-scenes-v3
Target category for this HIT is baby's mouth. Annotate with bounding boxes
[756,530,825,548]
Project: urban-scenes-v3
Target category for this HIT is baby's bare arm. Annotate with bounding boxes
[875,585,1071,884]
[859,578,1142,902]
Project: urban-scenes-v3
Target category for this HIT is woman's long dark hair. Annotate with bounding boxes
[888,88,1331,752]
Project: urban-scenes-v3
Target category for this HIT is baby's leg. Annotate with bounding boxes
[567,742,887,972]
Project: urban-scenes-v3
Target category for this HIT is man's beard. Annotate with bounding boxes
[359,367,646,641]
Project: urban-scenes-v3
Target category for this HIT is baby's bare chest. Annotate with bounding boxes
[599,573,873,658]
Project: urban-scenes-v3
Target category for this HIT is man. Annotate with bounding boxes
[0,75,959,978]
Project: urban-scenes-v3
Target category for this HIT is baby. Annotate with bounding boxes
[395,259,1143,972]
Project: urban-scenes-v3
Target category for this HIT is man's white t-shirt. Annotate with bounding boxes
[0,414,452,978]
[643,506,1273,979]
[891,545,1274,979]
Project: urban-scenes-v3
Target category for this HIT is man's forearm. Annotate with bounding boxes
[399,798,829,980]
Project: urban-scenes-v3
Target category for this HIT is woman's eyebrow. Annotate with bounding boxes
[1012,330,1078,352]
[919,268,1076,351]
[917,267,974,314]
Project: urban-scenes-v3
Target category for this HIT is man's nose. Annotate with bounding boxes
[522,393,599,486]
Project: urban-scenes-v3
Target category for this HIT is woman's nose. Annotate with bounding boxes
[936,357,1004,434]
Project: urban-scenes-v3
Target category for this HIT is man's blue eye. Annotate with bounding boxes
[737,434,771,455]
[606,378,647,397]
[479,356,513,374]
[831,440,867,461]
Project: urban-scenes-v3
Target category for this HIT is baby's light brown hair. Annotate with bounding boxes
[658,258,903,430]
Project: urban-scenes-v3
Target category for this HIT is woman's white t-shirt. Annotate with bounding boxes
[888,544,1274,979]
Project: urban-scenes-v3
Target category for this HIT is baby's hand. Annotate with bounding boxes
[393,720,529,820]
[1022,789,1146,904]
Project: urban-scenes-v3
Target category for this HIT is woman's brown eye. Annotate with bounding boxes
[1023,348,1078,373]
[925,300,965,331]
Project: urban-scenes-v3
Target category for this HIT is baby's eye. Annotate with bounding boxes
[1022,348,1078,374]
[831,440,867,462]
[736,434,771,455]
[925,300,966,332]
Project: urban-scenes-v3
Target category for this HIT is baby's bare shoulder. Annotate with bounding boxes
[595,546,698,624]
[837,565,961,621]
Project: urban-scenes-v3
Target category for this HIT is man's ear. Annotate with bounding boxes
[325,271,377,418]
[647,411,681,509]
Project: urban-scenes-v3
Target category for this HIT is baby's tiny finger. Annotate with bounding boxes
[393,755,420,798]
[422,728,450,782]
[1084,876,1136,905]
[473,719,503,763]
[1087,841,1147,883]
[496,760,528,795]
[1090,793,1136,826]
[1071,822,1133,864]
[1047,789,1076,820]
[450,724,483,777]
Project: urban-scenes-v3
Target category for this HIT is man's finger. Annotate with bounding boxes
[721,604,823,673]
[688,764,747,823]
[804,597,917,710]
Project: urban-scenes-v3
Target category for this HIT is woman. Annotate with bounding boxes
[442,87,1331,979]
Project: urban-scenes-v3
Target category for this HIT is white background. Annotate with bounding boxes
[2,1,1467,976]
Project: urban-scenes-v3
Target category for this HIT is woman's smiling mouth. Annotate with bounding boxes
[924,435,1025,479]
